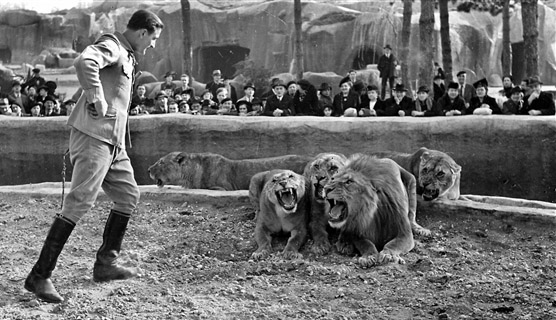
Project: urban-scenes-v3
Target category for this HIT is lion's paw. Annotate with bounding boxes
[251,249,270,261]
[335,240,355,256]
[412,224,432,237]
[358,255,377,268]
[311,240,331,255]
[282,250,303,260]
[378,252,405,265]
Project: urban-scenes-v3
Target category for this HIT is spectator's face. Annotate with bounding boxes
[244,87,254,96]
[156,96,167,106]
[174,94,182,101]
[349,72,357,80]
[367,90,378,101]
[31,105,41,116]
[394,90,405,99]
[213,74,221,82]
[530,83,541,94]
[274,86,286,96]
[130,107,139,115]
[179,104,188,113]
[252,104,262,112]
[44,101,54,114]
[320,89,330,97]
[137,86,146,96]
[503,77,512,88]
[417,91,428,101]
[168,103,178,113]
[448,88,459,99]
[39,89,47,97]
[238,104,248,114]
[181,75,189,85]
[28,87,37,96]
[182,93,191,101]
[520,81,529,90]
[220,101,233,111]
[457,73,466,84]
[0,105,11,114]
[11,105,21,114]
[287,84,297,95]
[217,91,227,102]
[164,89,173,97]
[340,83,350,94]
[202,93,212,100]
[191,103,201,111]
[384,48,391,55]
[165,75,173,83]
[476,87,486,98]
[510,92,521,102]
[65,102,75,115]
[12,85,21,93]
[323,108,332,116]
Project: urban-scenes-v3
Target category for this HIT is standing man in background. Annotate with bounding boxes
[24,9,164,304]
[377,44,397,100]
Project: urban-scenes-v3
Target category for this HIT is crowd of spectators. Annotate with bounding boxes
[2,63,553,119]
[0,68,76,118]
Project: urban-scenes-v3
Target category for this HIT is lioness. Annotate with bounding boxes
[371,147,461,201]
[148,152,312,190]
[249,170,310,260]
[325,154,415,267]
[302,152,347,254]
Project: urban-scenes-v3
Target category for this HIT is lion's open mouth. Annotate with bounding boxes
[327,199,347,223]
[276,188,298,211]
[422,187,439,201]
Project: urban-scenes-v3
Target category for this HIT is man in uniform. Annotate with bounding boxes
[24,9,164,304]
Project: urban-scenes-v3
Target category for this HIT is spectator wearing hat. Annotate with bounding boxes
[200,90,217,111]
[217,97,238,116]
[332,78,360,117]
[174,74,196,98]
[378,83,412,117]
[293,79,319,116]
[29,102,42,117]
[42,95,58,116]
[150,91,169,114]
[205,69,225,99]
[502,87,525,115]
[377,44,397,100]
[8,81,29,113]
[468,78,501,115]
[10,103,23,117]
[433,75,445,102]
[188,100,202,115]
[522,76,555,115]
[246,98,263,116]
[61,99,76,116]
[36,85,49,105]
[500,75,514,99]
[434,62,446,80]
[26,86,38,110]
[0,98,11,115]
[286,81,297,99]
[160,71,177,94]
[359,85,384,117]
[439,81,466,116]
[317,82,333,116]
[131,85,152,110]
[264,80,294,117]
[412,86,442,117]
[456,70,476,107]
[237,83,256,103]
[24,68,46,91]
[520,78,532,97]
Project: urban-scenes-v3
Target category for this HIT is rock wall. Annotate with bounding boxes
[1,116,554,203]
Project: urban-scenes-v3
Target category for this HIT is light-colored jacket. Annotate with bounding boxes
[68,32,136,149]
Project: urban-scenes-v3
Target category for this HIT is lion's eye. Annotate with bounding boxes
[330,165,338,172]
[289,174,294,179]
[436,171,445,178]
[422,167,429,173]
[345,179,352,186]
[313,164,320,170]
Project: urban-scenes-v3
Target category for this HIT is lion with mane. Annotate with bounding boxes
[324,154,415,267]
[302,152,347,254]
[371,147,461,201]
[148,152,312,190]
[249,170,310,260]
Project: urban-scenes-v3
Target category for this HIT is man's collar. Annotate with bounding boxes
[115,32,134,53]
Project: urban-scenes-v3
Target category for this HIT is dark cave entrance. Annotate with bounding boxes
[193,44,250,83]
[351,46,381,70]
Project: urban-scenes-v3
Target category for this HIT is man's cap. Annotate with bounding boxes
[384,44,392,50]
[366,84,379,92]
[164,71,176,78]
[318,82,331,91]
[155,91,168,99]
[251,98,262,105]
[44,95,57,104]
[417,85,430,93]
[272,80,288,89]
[32,68,41,73]
[510,86,523,95]
[212,69,222,76]
[393,83,408,92]
[297,79,312,91]
[447,81,460,90]
[243,82,255,90]
[236,100,252,108]
[528,76,543,86]
[456,70,467,77]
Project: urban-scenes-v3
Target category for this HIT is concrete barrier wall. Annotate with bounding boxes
[1,115,555,202]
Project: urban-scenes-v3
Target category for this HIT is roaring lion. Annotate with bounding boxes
[148,152,312,190]
[302,152,347,254]
[249,170,310,260]
[371,147,462,201]
[324,154,415,267]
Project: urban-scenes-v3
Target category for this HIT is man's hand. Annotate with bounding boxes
[398,110,405,117]
[273,109,284,117]
[528,109,542,116]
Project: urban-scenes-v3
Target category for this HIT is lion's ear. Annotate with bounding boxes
[451,163,462,175]
[420,151,431,162]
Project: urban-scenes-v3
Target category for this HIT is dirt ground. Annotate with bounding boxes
[1,192,556,320]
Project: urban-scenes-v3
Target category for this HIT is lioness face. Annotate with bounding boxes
[306,155,345,202]
[148,152,184,188]
[419,154,461,201]
[325,170,377,229]
[265,171,305,216]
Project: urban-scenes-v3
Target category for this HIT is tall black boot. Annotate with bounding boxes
[24,215,75,303]
[93,210,138,282]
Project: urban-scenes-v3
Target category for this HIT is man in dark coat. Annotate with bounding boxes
[439,81,466,116]
[433,75,445,102]
[377,83,412,116]
[264,80,295,116]
[205,69,225,99]
[521,76,555,115]
[293,79,319,116]
[377,44,397,100]
[456,70,476,107]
